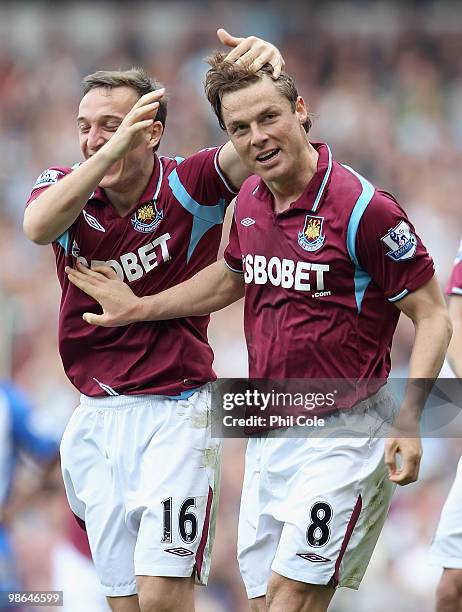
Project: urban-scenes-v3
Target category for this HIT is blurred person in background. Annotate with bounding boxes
[65,56,452,612]
[52,508,110,612]
[23,27,284,612]
[0,382,58,611]
[430,238,462,612]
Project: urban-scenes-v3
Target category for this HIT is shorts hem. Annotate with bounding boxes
[429,556,462,570]
[246,584,268,599]
[271,560,333,588]
[102,582,137,597]
[136,565,209,587]
[271,560,361,590]
[135,566,194,579]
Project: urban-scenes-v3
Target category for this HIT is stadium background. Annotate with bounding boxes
[1,1,461,610]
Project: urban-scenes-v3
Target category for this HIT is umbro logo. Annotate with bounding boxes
[164,547,194,557]
[296,553,331,563]
[241,217,255,227]
[83,209,106,232]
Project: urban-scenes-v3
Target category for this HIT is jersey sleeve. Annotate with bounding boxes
[446,239,462,296]
[26,166,74,257]
[26,167,71,206]
[168,146,238,212]
[5,385,59,460]
[224,213,244,273]
[354,190,434,302]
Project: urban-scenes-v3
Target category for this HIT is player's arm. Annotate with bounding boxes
[355,191,451,486]
[65,260,245,327]
[447,295,462,377]
[23,89,164,245]
[216,28,285,189]
[385,276,452,485]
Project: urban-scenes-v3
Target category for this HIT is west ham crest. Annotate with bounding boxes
[131,200,163,234]
[298,215,325,252]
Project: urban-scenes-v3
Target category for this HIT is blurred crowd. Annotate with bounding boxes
[0,1,461,610]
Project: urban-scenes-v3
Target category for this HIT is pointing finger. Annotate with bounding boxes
[217,28,244,48]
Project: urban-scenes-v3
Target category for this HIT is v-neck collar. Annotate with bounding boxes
[251,143,332,214]
[90,155,163,215]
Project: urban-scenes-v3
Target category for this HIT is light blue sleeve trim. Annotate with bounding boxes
[344,164,375,313]
[224,259,244,274]
[388,288,409,302]
[168,169,226,262]
[56,230,70,254]
[451,287,462,296]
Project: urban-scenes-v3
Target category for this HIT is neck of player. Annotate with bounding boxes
[104,156,155,217]
[268,142,319,214]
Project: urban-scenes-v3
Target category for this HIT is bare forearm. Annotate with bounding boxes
[447,322,462,377]
[23,149,115,245]
[385,311,451,486]
[402,311,452,419]
[137,261,244,322]
[408,312,452,379]
[447,298,462,377]
[219,141,250,190]
[384,280,450,485]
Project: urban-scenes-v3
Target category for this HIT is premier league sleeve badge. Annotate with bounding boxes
[381,220,417,261]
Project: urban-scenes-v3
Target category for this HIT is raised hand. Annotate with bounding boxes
[103,88,165,162]
[217,28,285,78]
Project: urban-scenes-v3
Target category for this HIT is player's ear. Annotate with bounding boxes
[295,96,308,125]
[147,121,164,150]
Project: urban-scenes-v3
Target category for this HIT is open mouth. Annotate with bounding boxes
[256,148,280,163]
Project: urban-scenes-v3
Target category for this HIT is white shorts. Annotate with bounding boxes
[430,456,462,569]
[238,397,396,599]
[60,386,221,597]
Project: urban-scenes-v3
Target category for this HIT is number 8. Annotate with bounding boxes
[306,501,333,547]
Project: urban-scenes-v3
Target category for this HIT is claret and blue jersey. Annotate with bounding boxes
[224,143,434,391]
[27,147,237,397]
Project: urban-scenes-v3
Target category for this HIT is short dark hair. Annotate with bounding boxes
[82,68,167,150]
[205,52,311,133]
